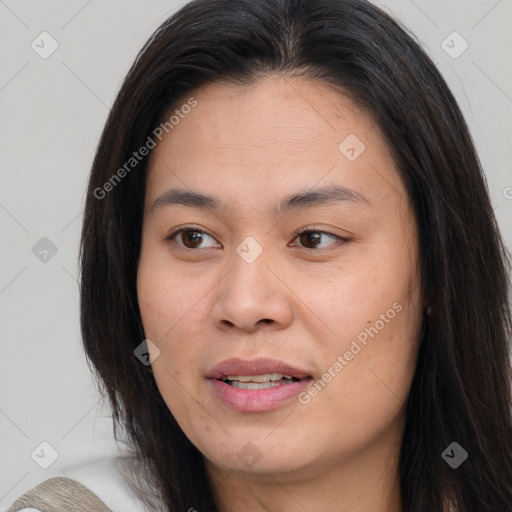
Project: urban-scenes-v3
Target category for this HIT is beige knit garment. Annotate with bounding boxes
[7,477,113,512]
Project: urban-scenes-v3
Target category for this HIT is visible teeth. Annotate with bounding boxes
[225,373,293,383]
[230,381,288,390]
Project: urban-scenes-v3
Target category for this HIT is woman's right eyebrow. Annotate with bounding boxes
[150,183,372,216]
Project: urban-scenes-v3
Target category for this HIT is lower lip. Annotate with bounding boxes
[208,378,312,412]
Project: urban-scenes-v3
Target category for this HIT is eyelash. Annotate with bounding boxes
[164,225,348,251]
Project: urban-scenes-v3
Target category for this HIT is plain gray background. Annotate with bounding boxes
[1,0,511,508]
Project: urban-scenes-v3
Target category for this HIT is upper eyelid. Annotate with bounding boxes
[167,225,346,248]
[167,226,219,244]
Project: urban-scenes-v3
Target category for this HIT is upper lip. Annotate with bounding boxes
[207,357,312,380]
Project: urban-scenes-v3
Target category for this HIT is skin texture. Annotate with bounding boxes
[137,75,424,512]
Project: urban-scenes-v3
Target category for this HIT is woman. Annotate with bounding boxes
[9,0,512,511]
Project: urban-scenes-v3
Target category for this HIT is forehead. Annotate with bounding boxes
[153,76,373,154]
[145,75,406,215]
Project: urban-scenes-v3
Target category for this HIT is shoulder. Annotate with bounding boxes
[6,476,112,512]
[6,454,155,512]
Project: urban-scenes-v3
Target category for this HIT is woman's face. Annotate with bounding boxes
[137,76,423,480]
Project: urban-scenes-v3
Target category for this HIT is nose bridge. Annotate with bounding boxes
[228,235,273,300]
[213,236,292,330]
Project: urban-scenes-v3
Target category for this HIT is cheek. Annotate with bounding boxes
[137,284,202,420]
[300,249,413,342]
[137,250,210,342]
[137,289,205,370]
[297,305,420,459]
[330,302,419,421]
[302,244,421,412]
[137,251,217,399]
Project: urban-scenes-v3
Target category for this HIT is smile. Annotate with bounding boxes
[223,373,299,389]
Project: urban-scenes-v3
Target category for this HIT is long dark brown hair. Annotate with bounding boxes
[79,0,512,510]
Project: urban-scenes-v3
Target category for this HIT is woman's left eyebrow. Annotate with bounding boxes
[151,183,372,215]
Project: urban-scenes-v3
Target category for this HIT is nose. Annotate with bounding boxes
[212,246,293,333]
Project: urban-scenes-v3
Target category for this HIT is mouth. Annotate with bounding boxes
[221,373,301,390]
[206,358,313,412]
[207,357,311,380]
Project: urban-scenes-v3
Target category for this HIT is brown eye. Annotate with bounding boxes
[294,229,346,250]
[166,228,219,249]
[180,230,204,249]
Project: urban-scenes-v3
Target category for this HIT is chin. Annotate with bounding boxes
[197,431,317,476]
